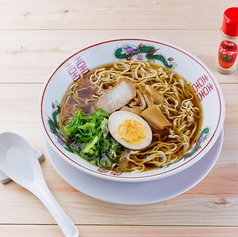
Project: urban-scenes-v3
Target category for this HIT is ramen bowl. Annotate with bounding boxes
[39,38,225,183]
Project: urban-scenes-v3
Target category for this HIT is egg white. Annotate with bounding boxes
[108,111,152,150]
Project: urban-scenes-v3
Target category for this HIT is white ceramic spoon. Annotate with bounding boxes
[0,132,79,237]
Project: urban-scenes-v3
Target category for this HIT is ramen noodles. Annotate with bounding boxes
[59,60,202,173]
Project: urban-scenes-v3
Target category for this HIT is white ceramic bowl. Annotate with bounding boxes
[39,38,225,182]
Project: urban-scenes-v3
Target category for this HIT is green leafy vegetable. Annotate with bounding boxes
[61,108,124,169]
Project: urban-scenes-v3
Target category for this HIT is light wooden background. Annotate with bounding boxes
[0,0,238,236]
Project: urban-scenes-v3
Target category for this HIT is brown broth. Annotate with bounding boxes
[60,62,203,171]
[60,72,98,120]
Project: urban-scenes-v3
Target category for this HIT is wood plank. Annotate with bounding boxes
[0,226,238,237]
[0,30,237,84]
[0,0,232,30]
[0,225,238,237]
[1,178,238,226]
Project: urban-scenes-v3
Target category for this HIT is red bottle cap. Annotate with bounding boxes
[222,7,238,37]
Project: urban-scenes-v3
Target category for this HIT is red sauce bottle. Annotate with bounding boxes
[216,7,238,74]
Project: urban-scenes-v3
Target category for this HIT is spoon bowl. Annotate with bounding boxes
[0,132,79,237]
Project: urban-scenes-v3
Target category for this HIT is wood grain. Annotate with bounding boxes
[0,30,237,84]
[0,226,238,237]
[0,0,228,30]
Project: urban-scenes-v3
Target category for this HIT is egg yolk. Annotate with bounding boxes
[118,119,146,144]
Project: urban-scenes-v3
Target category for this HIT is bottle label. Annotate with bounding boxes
[218,40,238,68]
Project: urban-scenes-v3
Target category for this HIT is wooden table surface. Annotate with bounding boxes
[0,1,238,236]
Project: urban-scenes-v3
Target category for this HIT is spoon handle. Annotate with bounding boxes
[32,181,79,237]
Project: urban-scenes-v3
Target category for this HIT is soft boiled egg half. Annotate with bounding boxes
[108,111,152,150]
